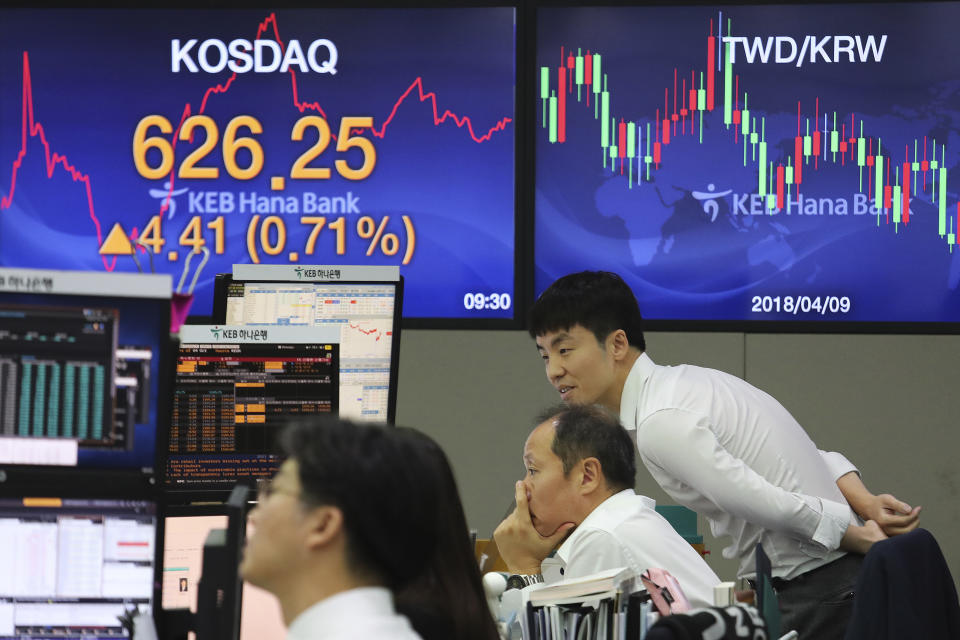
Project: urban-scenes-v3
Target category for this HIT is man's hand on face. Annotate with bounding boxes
[493,481,575,575]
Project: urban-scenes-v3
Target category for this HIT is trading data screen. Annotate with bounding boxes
[165,325,338,487]
[225,281,396,421]
[0,497,156,639]
[0,269,170,470]
[0,307,116,449]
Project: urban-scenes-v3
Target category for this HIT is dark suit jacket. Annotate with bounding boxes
[845,528,960,640]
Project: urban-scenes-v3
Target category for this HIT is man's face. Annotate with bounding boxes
[536,324,618,408]
[240,459,311,592]
[522,420,579,537]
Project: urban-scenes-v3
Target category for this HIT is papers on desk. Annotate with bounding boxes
[527,567,637,606]
[520,567,656,640]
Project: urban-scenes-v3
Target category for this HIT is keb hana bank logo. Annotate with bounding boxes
[694,183,896,219]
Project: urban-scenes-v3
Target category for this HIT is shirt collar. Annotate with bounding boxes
[556,489,656,563]
[619,352,656,429]
[288,586,395,635]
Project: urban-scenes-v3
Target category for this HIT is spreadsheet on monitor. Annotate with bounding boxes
[223,282,397,422]
[0,497,156,638]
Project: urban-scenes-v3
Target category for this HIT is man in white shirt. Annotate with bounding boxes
[528,270,921,639]
[240,418,428,640]
[493,404,720,608]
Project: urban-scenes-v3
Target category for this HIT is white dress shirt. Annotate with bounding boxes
[620,353,858,580]
[541,489,719,608]
[286,587,422,640]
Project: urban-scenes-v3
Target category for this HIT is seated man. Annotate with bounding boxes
[494,404,720,608]
[240,417,436,640]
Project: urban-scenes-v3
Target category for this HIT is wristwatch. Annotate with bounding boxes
[506,573,544,589]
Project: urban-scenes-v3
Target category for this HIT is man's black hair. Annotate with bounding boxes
[277,417,438,590]
[529,271,646,351]
[537,403,636,492]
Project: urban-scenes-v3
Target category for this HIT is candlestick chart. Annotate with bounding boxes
[536,3,960,324]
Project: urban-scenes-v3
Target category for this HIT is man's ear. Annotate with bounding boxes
[304,505,344,551]
[607,329,630,361]
[579,457,603,495]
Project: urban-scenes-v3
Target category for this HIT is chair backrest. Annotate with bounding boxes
[754,543,781,638]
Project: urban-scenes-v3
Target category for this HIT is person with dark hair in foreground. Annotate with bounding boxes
[494,404,720,608]
[393,427,501,640]
[528,271,921,640]
[240,417,434,640]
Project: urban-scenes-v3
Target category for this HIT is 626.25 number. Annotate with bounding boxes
[133,114,375,182]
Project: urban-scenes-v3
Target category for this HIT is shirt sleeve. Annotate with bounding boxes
[818,449,859,482]
[637,408,852,554]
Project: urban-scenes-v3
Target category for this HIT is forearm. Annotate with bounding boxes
[836,471,871,520]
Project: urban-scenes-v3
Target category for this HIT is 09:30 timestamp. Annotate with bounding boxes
[463,292,512,311]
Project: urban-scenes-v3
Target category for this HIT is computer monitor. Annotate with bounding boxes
[0,495,158,638]
[0,2,527,327]
[160,504,285,640]
[2,7,517,325]
[161,508,226,613]
[212,265,402,424]
[193,485,248,640]
[164,324,340,489]
[0,268,173,476]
